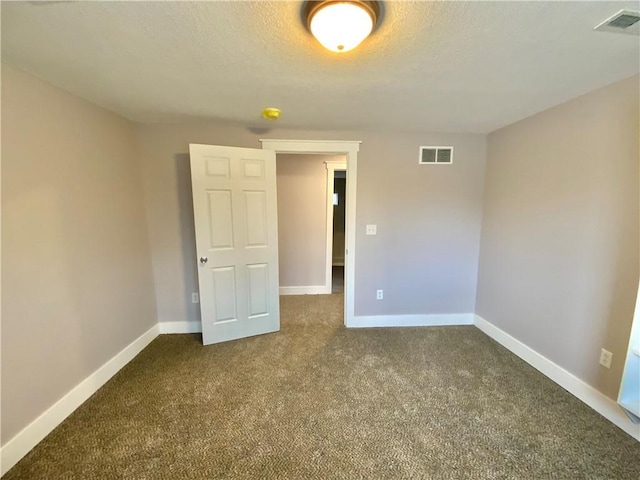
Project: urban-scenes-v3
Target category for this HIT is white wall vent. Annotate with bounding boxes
[419,146,453,165]
[594,10,640,36]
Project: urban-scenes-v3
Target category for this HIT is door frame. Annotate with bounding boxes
[325,160,347,291]
[260,139,360,327]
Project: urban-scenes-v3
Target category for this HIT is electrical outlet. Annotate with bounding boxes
[366,224,377,235]
[376,289,383,300]
[191,292,199,304]
[599,348,613,369]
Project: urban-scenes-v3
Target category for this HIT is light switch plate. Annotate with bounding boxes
[366,224,377,235]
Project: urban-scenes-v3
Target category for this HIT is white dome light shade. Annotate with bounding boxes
[309,2,377,53]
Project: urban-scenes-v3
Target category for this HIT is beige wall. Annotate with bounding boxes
[476,75,640,400]
[135,123,486,326]
[276,154,342,288]
[1,65,157,443]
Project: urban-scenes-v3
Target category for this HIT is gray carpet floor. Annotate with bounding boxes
[332,266,344,293]
[5,294,640,479]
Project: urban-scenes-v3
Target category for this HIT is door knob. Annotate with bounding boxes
[200,256,208,264]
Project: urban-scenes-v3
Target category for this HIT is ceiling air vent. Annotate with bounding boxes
[419,146,453,165]
[594,10,640,36]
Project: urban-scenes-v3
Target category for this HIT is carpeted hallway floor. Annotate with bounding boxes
[5,294,640,479]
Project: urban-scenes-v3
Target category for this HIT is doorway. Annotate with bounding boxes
[260,140,361,327]
[275,153,344,296]
[326,163,346,294]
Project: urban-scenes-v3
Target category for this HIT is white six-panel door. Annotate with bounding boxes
[189,144,280,345]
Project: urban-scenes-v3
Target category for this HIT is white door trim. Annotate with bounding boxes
[325,160,347,293]
[261,139,360,327]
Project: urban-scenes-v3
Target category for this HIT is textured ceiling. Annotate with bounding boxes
[2,1,639,133]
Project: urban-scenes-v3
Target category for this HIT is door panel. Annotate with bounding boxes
[206,157,231,177]
[247,263,270,318]
[242,160,265,179]
[190,144,280,345]
[211,267,237,323]
[207,190,234,249]
[244,191,268,247]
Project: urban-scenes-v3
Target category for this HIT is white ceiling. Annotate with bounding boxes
[2,1,639,133]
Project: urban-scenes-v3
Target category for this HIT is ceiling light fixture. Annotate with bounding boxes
[304,1,380,53]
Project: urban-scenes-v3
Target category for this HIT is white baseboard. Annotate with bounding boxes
[158,321,202,334]
[348,313,474,328]
[279,285,331,295]
[0,324,160,476]
[474,315,640,441]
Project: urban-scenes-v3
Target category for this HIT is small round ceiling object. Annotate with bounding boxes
[262,107,282,120]
[304,1,380,53]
